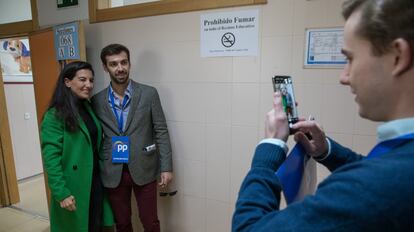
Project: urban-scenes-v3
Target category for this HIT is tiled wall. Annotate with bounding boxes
[81,0,378,231]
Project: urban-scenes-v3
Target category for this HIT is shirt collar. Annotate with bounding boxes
[109,80,133,100]
[377,117,414,142]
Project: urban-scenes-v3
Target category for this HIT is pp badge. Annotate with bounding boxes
[112,136,129,163]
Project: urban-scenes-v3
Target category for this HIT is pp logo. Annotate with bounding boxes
[113,141,128,152]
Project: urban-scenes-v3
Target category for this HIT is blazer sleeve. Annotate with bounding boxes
[232,143,391,232]
[150,88,173,172]
[318,138,365,172]
[40,109,71,201]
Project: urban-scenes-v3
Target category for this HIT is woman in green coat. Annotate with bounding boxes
[40,61,113,232]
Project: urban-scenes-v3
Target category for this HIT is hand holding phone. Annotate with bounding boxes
[272,75,299,131]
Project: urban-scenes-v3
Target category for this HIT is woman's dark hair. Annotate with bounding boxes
[48,61,94,131]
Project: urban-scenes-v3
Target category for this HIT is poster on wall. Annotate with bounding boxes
[0,38,33,82]
[54,22,80,60]
[200,9,259,57]
[304,27,346,68]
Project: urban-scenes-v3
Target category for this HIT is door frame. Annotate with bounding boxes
[0,71,19,207]
[0,0,38,207]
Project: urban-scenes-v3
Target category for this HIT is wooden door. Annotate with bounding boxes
[29,28,61,124]
[29,21,86,212]
[29,28,60,210]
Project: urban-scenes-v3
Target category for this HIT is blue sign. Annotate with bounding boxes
[111,136,130,163]
[53,22,80,60]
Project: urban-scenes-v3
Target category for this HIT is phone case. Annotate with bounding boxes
[272,75,299,126]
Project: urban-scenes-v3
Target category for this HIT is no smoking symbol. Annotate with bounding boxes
[221,32,236,48]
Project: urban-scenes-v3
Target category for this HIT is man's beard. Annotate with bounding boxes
[110,73,129,84]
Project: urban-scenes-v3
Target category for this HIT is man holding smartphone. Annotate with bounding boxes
[233,0,414,231]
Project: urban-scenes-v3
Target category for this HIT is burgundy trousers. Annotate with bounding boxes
[106,167,160,232]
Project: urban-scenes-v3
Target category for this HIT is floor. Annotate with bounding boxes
[0,174,50,232]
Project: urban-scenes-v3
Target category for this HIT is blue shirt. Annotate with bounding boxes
[377,117,414,142]
[108,81,132,133]
[321,117,414,160]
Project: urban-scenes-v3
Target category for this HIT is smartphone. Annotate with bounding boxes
[272,75,299,128]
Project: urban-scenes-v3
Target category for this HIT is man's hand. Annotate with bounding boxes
[159,172,173,188]
[60,195,76,211]
[291,120,328,158]
[265,92,290,142]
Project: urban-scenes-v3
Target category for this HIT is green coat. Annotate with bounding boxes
[40,103,114,232]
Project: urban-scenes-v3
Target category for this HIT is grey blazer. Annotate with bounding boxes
[91,80,172,188]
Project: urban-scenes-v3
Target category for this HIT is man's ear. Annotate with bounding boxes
[102,63,108,73]
[391,38,412,76]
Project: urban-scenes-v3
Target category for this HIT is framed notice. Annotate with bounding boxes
[304,27,346,68]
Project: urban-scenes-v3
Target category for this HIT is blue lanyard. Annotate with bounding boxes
[109,91,129,134]
[366,133,414,159]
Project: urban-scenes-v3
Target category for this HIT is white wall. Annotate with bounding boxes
[4,84,43,180]
[36,0,379,231]
[0,0,32,24]
[36,0,88,27]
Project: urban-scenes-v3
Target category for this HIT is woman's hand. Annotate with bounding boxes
[60,195,76,211]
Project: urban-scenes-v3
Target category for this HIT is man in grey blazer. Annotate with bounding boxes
[91,44,173,232]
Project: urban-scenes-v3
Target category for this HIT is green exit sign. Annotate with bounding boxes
[57,0,78,8]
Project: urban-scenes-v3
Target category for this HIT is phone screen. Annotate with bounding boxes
[272,75,299,126]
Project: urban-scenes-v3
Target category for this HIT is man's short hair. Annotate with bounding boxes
[342,0,414,61]
[100,43,130,65]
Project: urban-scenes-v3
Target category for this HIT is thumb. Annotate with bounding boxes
[159,178,165,186]
[294,132,312,152]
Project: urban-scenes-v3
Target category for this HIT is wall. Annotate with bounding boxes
[36,0,89,27]
[37,0,379,231]
[0,0,32,24]
[4,84,43,180]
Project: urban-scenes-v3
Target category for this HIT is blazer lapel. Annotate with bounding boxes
[123,81,142,133]
[102,87,120,134]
